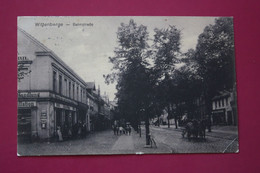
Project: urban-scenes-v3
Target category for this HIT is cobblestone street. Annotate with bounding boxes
[18,125,238,156]
[150,125,238,153]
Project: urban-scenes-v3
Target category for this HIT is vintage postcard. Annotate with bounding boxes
[17,16,238,156]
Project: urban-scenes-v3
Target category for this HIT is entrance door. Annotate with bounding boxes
[18,109,31,139]
[56,108,62,128]
[227,111,233,125]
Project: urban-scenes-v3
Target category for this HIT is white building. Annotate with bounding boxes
[212,90,237,125]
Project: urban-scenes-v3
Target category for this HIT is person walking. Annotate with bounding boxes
[57,126,63,142]
[113,125,117,135]
[119,126,123,135]
[128,125,131,135]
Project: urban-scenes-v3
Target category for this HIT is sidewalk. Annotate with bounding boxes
[155,124,237,133]
[111,129,173,154]
[211,125,238,135]
[112,135,134,150]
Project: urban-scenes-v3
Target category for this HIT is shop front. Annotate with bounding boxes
[17,101,37,142]
[54,102,76,139]
[212,109,226,125]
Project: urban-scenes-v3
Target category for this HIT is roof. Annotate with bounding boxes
[212,90,231,100]
[18,27,88,86]
[86,82,96,90]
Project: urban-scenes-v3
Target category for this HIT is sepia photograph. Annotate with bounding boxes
[17,16,238,156]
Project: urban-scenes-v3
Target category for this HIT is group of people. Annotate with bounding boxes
[112,124,132,136]
[57,121,87,141]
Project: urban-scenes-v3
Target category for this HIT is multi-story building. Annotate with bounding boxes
[86,82,99,131]
[212,90,237,125]
[18,28,94,140]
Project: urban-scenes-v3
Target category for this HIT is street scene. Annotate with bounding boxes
[18,124,238,155]
[17,16,238,155]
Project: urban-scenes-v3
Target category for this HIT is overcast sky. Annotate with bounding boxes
[18,16,216,101]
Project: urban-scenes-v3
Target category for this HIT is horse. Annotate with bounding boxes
[182,119,206,140]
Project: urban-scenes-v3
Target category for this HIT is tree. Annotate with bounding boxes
[195,17,235,130]
[104,19,154,145]
[152,25,181,128]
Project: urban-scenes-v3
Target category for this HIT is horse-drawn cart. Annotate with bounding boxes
[181,119,207,140]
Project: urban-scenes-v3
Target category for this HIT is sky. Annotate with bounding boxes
[18,16,216,101]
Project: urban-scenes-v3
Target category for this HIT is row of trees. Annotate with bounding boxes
[104,18,235,145]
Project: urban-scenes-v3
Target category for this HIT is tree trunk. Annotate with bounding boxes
[172,103,178,129]
[145,114,150,145]
[167,104,170,128]
[157,114,160,127]
[205,96,212,132]
[139,118,142,137]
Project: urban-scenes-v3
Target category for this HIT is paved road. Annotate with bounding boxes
[17,129,170,156]
[150,125,238,153]
[17,126,238,156]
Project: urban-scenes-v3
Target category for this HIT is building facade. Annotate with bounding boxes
[212,90,237,125]
[18,28,94,141]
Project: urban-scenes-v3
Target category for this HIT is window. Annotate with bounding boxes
[215,101,217,108]
[218,100,221,107]
[226,98,228,106]
[83,90,85,103]
[87,98,89,105]
[53,71,57,92]
[64,79,67,96]
[72,83,75,99]
[222,99,224,107]
[81,88,82,102]
[69,81,71,98]
[77,86,79,101]
[59,75,62,94]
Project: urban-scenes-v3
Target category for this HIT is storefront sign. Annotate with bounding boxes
[54,94,77,105]
[18,92,40,98]
[18,55,27,61]
[41,120,47,129]
[18,101,36,108]
[212,109,225,114]
[55,103,75,111]
[41,110,47,119]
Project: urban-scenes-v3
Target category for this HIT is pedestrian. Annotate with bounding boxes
[113,125,117,135]
[78,122,82,138]
[125,125,129,135]
[68,127,72,138]
[119,126,123,135]
[81,123,86,138]
[57,126,63,142]
[128,125,131,135]
[116,126,119,135]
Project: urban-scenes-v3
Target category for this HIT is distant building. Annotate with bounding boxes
[212,90,237,125]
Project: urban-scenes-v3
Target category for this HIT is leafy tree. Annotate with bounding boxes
[195,17,235,130]
[104,19,154,145]
[152,25,181,128]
